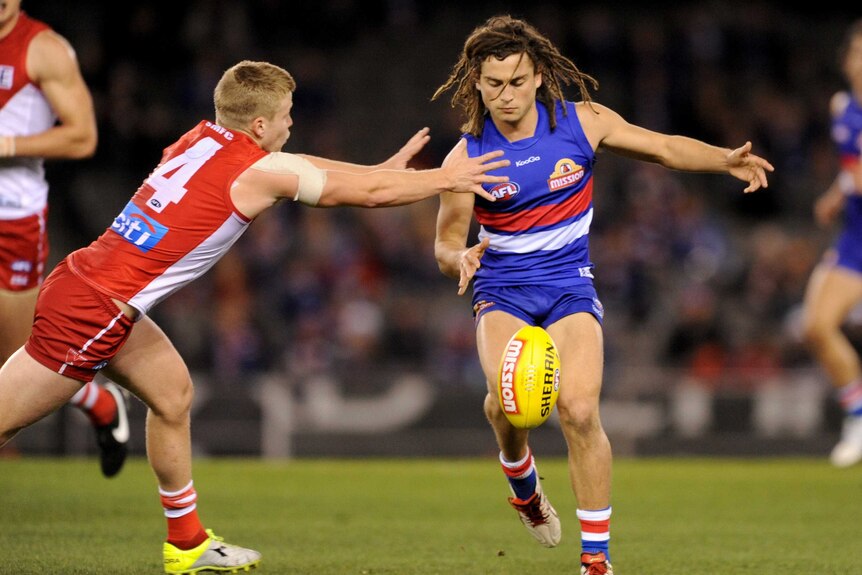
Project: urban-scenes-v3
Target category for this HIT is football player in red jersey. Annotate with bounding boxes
[0,59,508,573]
[0,0,129,477]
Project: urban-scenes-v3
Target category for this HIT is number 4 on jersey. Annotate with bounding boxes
[145,137,223,213]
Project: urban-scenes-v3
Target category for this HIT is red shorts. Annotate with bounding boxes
[25,259,134,382]
[0,207,49,291]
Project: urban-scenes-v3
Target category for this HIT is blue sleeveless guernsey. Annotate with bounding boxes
[831,92,862,273]
[465,100,597,289]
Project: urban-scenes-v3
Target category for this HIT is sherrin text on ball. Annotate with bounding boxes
[497,326,561,429]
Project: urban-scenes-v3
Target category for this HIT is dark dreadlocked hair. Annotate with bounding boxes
[432,14,598,137]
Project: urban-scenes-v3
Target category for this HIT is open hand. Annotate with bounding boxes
[458,237,490,295]
[443,139,509,201]
[379,127,431,170]
[727,141,775,193]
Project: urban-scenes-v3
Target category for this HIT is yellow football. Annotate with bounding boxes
[497,325,561,429]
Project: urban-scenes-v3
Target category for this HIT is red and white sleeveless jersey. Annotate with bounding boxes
[68,120,267,315]
[0,12,55,220]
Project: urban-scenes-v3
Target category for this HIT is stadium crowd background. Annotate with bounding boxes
[21,1,862,452]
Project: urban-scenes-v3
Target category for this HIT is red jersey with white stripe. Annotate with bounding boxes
[67,120,267,315]
[0,12,55,220]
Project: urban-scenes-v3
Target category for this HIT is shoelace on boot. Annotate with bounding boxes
[508,493,548,525]
[581,552,610,575]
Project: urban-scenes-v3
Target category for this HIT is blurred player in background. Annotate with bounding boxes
[0,0,129,476]
[801,19,862,468]
[0,59,508,573]
[433,15,773,575]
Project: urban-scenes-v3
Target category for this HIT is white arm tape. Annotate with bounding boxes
[251,152,327,206]
[0,135,15,157]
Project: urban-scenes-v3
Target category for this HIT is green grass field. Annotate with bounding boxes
[0,456,860,574]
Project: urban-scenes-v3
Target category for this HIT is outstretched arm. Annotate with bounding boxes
[581,102,774,193]
[233,140,508,217]
[319,139,506,207]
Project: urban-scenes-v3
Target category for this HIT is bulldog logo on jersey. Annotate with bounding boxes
[111,201,168,252]
[547,159,585,192]
[488,181,520,201]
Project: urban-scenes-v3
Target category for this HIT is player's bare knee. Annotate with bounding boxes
[556,398,600,435]
[148,377,194,423]
[483,391,506,421]
[801,318,833,350]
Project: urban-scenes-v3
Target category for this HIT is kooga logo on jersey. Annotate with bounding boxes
[111,201,168,252]
[515,155,540,167]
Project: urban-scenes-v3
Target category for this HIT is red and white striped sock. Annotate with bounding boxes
[159,480,208,549]
[68,381,116,427]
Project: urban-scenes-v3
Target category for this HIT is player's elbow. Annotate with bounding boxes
[434,254,447,275]
[68,131,97,159]
[434,244,459,279]
[436,260,457,279]
[357,186,405,208]
[357,192,388,209]
[434,245,446,271]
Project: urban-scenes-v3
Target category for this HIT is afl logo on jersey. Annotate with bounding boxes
[547,159,585,192]
[489,182,520,201]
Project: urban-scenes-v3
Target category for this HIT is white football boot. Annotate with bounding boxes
[507,476,561,547]
[163,529,261,573]
[830,415,862,468]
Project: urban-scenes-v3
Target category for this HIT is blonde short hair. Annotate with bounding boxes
[214,60,296,129]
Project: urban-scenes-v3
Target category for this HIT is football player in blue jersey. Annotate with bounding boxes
[433,15,773,575]
[801,19,862,469]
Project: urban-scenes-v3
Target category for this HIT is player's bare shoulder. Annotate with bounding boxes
[26,28,79,83]
[574,101,620,150]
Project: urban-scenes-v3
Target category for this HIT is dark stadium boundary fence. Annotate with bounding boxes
[6,367,843,459]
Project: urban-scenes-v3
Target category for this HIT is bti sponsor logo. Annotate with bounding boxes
[110,201,168,252]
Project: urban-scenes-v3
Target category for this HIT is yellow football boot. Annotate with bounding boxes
[163,529,261,574]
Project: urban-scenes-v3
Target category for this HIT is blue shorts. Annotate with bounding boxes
[472,283,604,328]
[835,196,862,274]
